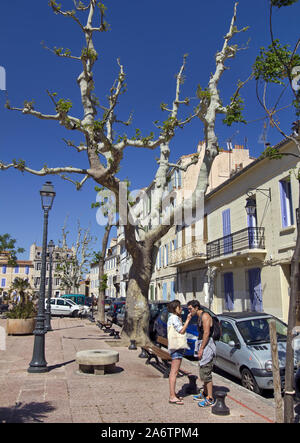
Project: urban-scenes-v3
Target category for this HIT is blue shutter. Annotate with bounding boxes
[280,180,288,228]
[162,282,168,301]
[25,266,29,275]
[247,212,257,248]
[222,209,232,254]
[2,265,6,274]
[224,272,234,311]
[170,281,175,300]
[178,170,182,188]
[1,278,6,287]
[165,244,168,266]
[280,180,294,227]
[248,268,263,312]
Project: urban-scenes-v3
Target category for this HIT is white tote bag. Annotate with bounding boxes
[167,324,189,350]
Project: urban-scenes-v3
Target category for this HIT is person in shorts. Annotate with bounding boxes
[167,300,192,405]
[187,300,216,407]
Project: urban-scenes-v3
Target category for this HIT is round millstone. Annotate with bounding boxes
[76,349,119,375]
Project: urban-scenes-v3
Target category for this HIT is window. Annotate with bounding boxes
[57,299,65,306]
[25,266,29,275]
[220,321,239,344]
[1,278,6,288]
[2,265,6,274]
[164,244,169,266]
[36,262,42,271]
[14,266,19,274]
[279,179,294,228]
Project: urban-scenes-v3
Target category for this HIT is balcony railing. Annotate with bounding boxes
[207,227,265,261]
[169,239,206,266]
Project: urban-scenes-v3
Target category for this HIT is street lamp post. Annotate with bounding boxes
[28,181,55,373]
[45,239,55,332]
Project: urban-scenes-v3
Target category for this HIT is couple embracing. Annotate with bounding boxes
[167,299,216,407]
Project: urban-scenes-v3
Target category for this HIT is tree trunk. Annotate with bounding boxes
[121,245,153,346]
[97,223,112,322]
[284,180,300,423]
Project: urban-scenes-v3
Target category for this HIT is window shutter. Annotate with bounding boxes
[224,272,234,311]
[222,209,232,254]
[162,282,168,301]
[279,180,288,228]
[170,281,175,300]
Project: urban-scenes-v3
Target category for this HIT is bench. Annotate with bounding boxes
[97,320,113,332]
[96,320,120,339]
[140,343,172,378]
[140,336,198,391]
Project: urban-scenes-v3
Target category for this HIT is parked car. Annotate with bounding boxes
[153,304,216,356]
[107,300,126,323]
[60,294,90,314]
[116,304,126,327]
[45,297,84,317]
[148,301,169,340]
[61,294,92,308]
[214,312,300,395]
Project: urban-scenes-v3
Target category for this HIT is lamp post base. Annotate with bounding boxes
[27,365,48,374]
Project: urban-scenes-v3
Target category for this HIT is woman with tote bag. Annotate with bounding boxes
[167,300,192,405]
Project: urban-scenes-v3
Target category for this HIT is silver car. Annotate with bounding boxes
[215,312,300,395]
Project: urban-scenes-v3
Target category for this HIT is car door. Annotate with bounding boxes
[56,298,68,315]
[215,320,242,378]
[49,298,57,315]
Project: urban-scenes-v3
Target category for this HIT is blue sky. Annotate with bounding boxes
[0,0,299,260]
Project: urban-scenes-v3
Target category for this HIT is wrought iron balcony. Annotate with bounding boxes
[169,239,206,266]
[206,227,265,261]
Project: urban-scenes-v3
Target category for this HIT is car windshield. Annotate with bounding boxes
[63,298,76,305]
[237,317,287,345]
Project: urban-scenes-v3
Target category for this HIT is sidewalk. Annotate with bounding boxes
[0,317,276,423]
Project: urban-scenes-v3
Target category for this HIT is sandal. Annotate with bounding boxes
[169,399,184,405]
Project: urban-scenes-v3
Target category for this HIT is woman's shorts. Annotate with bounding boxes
[170,349,185,360]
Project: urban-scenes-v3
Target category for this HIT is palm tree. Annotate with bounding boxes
[10,277,31,305]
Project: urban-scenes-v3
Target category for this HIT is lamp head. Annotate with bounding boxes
[40,181,55,210]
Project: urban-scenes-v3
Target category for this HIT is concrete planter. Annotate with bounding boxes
[6,318,35,335]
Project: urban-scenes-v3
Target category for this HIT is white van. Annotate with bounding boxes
[45,298,84,317]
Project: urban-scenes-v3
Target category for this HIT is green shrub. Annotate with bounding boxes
[6,301,37,319]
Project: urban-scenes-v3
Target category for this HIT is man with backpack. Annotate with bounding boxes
[187,300,219,407]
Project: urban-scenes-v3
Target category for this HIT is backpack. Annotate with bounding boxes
[198,310,221,342]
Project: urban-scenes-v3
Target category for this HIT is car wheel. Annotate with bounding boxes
[72,310,79,318]
[241,368,261,395]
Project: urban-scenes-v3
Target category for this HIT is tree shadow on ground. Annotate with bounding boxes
[0,401,56,423]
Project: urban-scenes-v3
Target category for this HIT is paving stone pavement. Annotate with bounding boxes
[0,316,279,424]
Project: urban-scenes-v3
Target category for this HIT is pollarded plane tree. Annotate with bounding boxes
[55,218,95,295]
[0,1,248,345]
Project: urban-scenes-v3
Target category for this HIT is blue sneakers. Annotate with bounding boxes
[192,391,205,401]
[198,397,215,408]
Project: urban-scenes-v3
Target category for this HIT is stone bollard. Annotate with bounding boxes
[128,340,137,350]
[211,391,230,416]
[138,348,148,358]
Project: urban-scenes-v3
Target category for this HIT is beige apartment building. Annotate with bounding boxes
[88,238,120,300]
[29,243,75,298]
[205,137,300,323]
[150,142,254,305]
[0,251,34,298]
